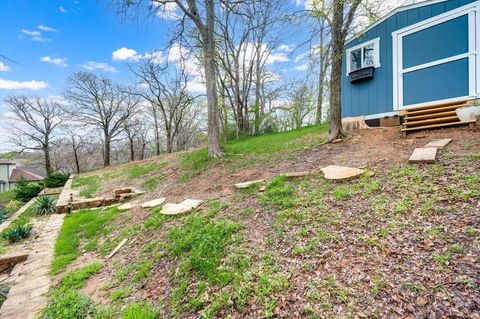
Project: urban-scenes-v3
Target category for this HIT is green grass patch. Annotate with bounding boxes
[167,214,240,282]
[180,124,327,182]
[224,124,327,155]
[333,185,354,200]
[140,173,165,192]
[43,263,102,319]
[260,175,297,208]
[111,287,132,301]
[121,303,158,319]
[124,162,166,179]
[0,190,16,206]
[73,175,101,198]
[51,207,122,274]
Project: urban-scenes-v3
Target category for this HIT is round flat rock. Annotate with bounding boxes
[320,165,364,180]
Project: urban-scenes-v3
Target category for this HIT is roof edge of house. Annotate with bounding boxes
[346,0,450,44]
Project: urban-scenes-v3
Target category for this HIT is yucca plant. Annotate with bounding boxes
[34,196,57,215]
[0,208,9,224]
[2,224,32,243]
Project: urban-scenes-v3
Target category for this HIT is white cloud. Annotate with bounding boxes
[294,52,308,63]
[82,61,117,73]
[153,2,182,20]
[266,52,289,64]
[0,62,10,72]
[59,6,68,13]
[40,56,68,67]
[112,47,139,61]
[21,29,41,37]
[294,63,309,71]
[19,29,50,42]
[38,25,58,32]
[0,78,48,90]
[277,44,295,53]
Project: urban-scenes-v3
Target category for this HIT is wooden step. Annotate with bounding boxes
[404,110,457,121]
[404,100,467,112]
[401,120,475,132]
[403,116,459,127]
[404,104,462,116]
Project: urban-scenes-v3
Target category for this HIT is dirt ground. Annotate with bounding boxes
[149,126,480,202]
[75,125,480,318]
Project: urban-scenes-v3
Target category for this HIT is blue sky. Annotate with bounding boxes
[0,0,317,152]
[0,0,174,98]
[0,1,312,106]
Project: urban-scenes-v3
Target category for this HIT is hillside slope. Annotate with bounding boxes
[47,125,480,319]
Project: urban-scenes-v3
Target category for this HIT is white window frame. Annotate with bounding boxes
[392,1,479,110]
[346,37,381,75]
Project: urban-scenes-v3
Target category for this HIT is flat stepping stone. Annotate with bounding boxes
[424,138,452,149]
[320,165,364,180]
[235,180,264,189]
[284,171,313,178]
[141,198,166,208]
[118,203,135,210]
[409,147,437,163]
[160,199,203,215]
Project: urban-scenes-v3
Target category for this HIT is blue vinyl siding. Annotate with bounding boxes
[403,15,468,68]
[342,0,476,118]
[403,58,469,105]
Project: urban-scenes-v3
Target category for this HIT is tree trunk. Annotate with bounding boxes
[44,144,52,175]
[316,23,326,124]
[254,57,261,134]
[327,0,348,141]
[204,0,223,157]
[166,131,173,154]
[104,132,111,167]
[153,109,161,156]
[73,149,80,174]
[129,137,135,161]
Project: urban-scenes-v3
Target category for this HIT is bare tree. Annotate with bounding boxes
[130,59,196,153]
[63,71,139,167]
[5,96,63,175]
[216,0,287,137]
[113,0,223,157]
[327,0,362,141]
[123,119,138,161]
[290,83,314,130]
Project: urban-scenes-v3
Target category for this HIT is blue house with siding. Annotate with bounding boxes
[342,0,480,130]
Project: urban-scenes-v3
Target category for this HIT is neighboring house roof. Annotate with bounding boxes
[9,168,43,182]
[0,159,16,165]
[346,0,451,44]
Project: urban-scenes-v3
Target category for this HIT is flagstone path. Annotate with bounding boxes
[0,214,65,319]
[0,198,37,233]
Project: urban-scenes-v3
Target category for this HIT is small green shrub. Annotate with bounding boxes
[121,303,158,319]
[2,224,32,243]
[0,208,9,223]
[42,172,70,188]
[34,196,57,215]
[15,179,42,202]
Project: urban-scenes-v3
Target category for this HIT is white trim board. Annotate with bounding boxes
[345,37,381,75]
[346,0,451,44]
[392,1,479,110]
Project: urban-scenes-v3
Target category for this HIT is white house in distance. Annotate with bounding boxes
[0,159,43,192]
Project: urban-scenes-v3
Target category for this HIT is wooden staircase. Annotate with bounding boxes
[401,100,476,134]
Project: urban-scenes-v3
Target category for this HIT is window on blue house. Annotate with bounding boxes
[346,37,380,74]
